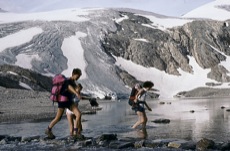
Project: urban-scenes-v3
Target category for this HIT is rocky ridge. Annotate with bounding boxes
[103,12,230,82]
[0,9,230,98]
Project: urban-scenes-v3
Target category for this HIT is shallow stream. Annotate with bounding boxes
[1,98,230,142]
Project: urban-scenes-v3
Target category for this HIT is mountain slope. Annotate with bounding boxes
[0,4,230,98]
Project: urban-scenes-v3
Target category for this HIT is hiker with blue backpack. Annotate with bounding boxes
[128,81,154,130]
[46,68,83,139]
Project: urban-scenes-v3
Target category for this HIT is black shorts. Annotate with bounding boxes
[128,100,145,113]
[58,101,73,109]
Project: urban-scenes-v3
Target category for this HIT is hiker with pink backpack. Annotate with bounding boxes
[46,68,83,139]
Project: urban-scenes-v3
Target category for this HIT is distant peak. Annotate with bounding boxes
[0,8,7,13]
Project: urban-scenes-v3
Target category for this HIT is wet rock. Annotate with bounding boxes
[180,141,196,150]
[168,140,196,150]
[152,138,179,147]
[84,139,93,146]
[69,143,83,150]
[0,139,7,145]
[118,137,136,142]
[0,135,8,141]
[190,110,195,113]
[196,138,215,151]
[81,110,97,114]
[96,134,118,147]
[152,118,170,124]
[168,140,188,148]
[0,133,229,151]
[76,140,88,147]
[143,140,160,148]
[134,140,145,148]
[7,136,21,142]
[109,140,134,149]
[21,135,40,142]
[98,140,110,147]
[220,142,230,151]
[47,139,65,146]
[69,138,93,147]
[221,106,226,109]
[97,134,117,142]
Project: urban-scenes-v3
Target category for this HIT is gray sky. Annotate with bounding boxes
[0,0,214,16]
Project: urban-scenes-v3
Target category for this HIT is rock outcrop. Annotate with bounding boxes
[102,11,230,82]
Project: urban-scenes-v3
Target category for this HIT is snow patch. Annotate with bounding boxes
[209,45,230,79]
[0,8,94,24]
[16,53,41,69]
[19,82,32,90]
[61,32,87,79]
[7,71,18,76]
[183,0,230,21]
[115,56,216,98]
[134,38,149,43]
[0,27,43,53]
[114,14,129,23]
[139,15,192,30]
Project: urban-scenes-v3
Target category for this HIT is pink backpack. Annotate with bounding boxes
[50,74,68,102]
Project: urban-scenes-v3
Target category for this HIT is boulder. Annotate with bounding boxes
[168,140,196,150]
[109,141,134,149]
[152,118,170,124]
[196,138,215,151]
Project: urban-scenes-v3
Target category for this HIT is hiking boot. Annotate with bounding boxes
[67,135,76,142]
[73,134,85,140]
[45,129,56,139]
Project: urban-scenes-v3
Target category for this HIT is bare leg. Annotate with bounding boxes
[132,111,147,129]
[45,108,64,139]
[74,114,82,133]
[141,111,148,129]
[48,108,65,129]
[71,105,82,135]
[66,112,74,135]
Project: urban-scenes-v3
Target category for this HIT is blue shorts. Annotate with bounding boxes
[128,100,145,113]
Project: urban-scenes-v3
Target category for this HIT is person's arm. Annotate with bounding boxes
[68,85,81,99]
[144,101,152,111]
[134,89,144,103]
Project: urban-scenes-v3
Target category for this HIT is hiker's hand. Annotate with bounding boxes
[76,93,81,99]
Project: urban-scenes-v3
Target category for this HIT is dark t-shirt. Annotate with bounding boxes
[60,78,76,100]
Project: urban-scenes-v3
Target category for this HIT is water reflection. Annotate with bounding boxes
[1,98,230,142]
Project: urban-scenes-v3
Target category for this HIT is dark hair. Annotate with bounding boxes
[72,68,82,76]
[77,83,83,90]
[142,81,154,88]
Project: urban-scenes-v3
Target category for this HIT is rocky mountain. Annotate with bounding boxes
[0,8,7,13]
[103,12,230,81]
[0,7,230,98]
[0,64,52,91]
